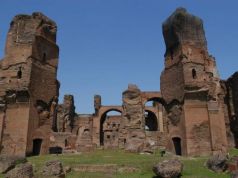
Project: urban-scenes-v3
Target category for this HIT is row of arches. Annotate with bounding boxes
[32,95,183,155]
[98,108,182,156]
[99,97,164,146]
[97,96,183,156]
[99,110,159,146]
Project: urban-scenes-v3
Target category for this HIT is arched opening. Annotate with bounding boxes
[100,109,122,147]
[17,67,22,79]
[144,97,166,132]
[32,139,42,156]
[144,110,158,131]
[192,69,197,79]
[145,97,166,107]
[172,137,182,156]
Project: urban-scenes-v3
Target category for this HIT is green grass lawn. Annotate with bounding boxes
[1,149,236,178]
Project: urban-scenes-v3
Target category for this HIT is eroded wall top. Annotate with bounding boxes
[1,12,58,68]
[163,8,207,55]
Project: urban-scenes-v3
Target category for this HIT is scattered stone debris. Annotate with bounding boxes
[42,160,65,178]
[153,159,183,178]
[5,163,33,178]
[206,153,228,173]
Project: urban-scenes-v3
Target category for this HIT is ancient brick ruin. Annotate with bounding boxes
[0,8,238,157]
[0,12,59,156]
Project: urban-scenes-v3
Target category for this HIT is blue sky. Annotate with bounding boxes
[1,1,238,113]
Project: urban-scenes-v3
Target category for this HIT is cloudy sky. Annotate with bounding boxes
[1,0,238,113]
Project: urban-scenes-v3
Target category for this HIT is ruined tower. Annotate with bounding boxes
[0,12,59,156]
[160,8,228,156]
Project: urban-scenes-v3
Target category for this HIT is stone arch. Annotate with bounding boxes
[144,97,166,106]
[98,106,122,146]
[142,93,166,132]
[141,92,166,106]
[144,109,158,131]
[98,106,123,118]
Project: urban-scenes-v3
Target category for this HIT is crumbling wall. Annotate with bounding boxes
[50,132,77,153]
[122,84,144,129]
[75,115,94,152]
[103,116,121,149]
[121,84,145,152]
[57,95,76,132]
[160,63,184,104]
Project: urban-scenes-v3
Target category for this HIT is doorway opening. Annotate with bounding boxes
[32,139,42,156]
[172,137,182,156]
